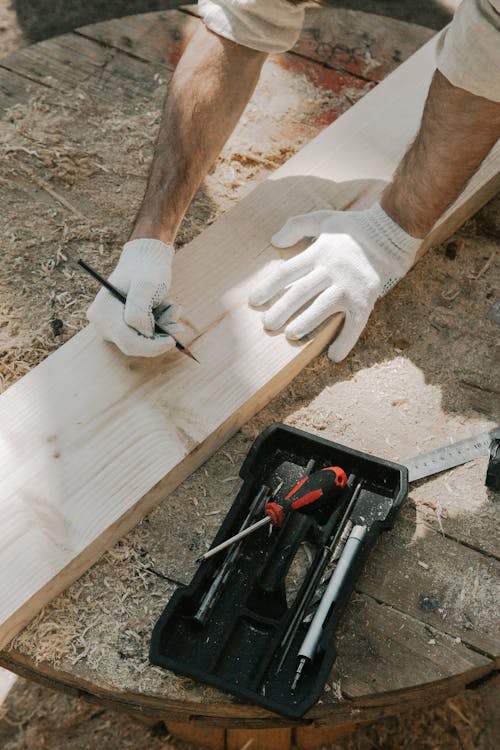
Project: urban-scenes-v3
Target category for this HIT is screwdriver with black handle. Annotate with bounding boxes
[196,466,348,564]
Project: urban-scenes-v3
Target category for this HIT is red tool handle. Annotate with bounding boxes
[264,466,347,527]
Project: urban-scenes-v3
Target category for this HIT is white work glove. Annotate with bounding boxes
[249,203,422,362]
[87,238,181,357]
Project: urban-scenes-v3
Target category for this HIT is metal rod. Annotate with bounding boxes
[275,480,363,673]
[196,480,284,563]
[196,516,270,563]
[302,520,354,622]
[194,485,270,623]
[292,524,367,689]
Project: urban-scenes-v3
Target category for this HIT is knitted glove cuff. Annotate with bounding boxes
[356,202,422,267]
[119,238,174,269]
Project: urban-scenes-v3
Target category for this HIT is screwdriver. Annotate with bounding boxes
[196,466,348,564]
[77,259,199,363]
[194,484,271,624]
[275,478,362,674]
[291,523,368,690]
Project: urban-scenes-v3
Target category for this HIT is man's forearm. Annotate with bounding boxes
[131,25,267,243]
[381,69,500,238]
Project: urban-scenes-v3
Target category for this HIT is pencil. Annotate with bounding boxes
[78,259,199,363]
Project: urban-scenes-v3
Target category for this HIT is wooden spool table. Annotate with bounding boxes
[0,6,498,749]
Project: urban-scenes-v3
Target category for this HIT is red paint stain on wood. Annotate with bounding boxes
[276,53,368,94]
[273,54,374,129]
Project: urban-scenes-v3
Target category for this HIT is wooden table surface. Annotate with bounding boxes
[0,5,498,747]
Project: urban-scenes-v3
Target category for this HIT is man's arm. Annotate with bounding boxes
[381,69,500,238]
[251,67,500,362]
[131,24,267,243]
[87,23,267,357]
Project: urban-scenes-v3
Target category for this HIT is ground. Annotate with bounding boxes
[0,1,498,749]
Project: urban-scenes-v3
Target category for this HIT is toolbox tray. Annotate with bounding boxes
[150,423,408,718]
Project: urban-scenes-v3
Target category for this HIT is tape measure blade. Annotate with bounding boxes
[404,427,500,483]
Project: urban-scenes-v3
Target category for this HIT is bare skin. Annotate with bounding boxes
[131,25,267,243]
[381,70,500,238]
[132,30,500,245]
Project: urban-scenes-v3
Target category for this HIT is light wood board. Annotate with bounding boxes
[0,31,499,650]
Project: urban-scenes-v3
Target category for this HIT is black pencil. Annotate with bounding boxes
[78,259,199,363]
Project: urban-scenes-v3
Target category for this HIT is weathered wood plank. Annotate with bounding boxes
[294,7,434,82]
[332,595,490,700]
[76,9,200,67]
[411,467,500,560]
[0,66,43,112]
[180,4,434,82]
[357,513,500,659]
[0,591,491,725]
[0,32,170,106]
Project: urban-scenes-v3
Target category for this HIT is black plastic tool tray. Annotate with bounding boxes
[150,424,408,718]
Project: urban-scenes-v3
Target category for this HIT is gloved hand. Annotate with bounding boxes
[249,203,422,361]
[87,238,181,357]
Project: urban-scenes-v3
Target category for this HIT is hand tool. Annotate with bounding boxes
[289,426,500,689]
[254,459,316,597]
[77,259,199,363]
[291,523,367,690]
[195,466,348,564]
[195,480,283,563]
[151,422,500,719]
[194,484,271,624]
[302,518,354,623]
[275,479,362,673]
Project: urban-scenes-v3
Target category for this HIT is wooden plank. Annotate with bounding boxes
[294,7,434,82]
[226,727,292,750]
[0,32,171,106]
[356,513,500,659]
[167,721,226,748]
[411,463,500,560]
[0,67,44,112]
[293,723,355,749]
[0,32,499,652]
[179,5,434,82]
[331,595,490,701]
[76,10,200,67]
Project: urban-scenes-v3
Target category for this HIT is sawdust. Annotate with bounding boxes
[0,63,335,392]
[10,527,167,669]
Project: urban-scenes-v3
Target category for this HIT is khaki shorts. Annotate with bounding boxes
[198,0,500,102]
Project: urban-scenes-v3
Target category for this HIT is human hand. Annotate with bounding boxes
[87,238,181,357]
[249,203,421,361]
